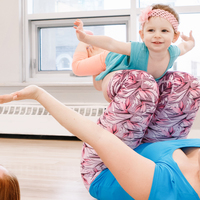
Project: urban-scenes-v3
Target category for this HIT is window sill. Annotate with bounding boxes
[0,82,94,87]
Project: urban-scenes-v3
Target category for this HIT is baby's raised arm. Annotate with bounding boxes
[74,19,131,56]
[73,19,93,53]
[178,31,195,56]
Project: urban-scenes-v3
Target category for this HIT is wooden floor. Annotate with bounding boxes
[0,138,95,200]
[0,129,199,200]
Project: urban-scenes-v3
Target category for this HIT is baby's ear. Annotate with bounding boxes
[139,30,144,41]
[172,31,180,43]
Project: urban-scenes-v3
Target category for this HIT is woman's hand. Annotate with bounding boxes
[0,85,42,104]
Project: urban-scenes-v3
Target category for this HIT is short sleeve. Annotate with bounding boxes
[167,45,181,70]
[149,163,176,200]
[129,42,149,71]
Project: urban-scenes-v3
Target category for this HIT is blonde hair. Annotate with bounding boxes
[152,4,179,24]
[0,172,20,200]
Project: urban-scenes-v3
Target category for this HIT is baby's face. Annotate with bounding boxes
[87,45,104,57]
[140,17,176,52]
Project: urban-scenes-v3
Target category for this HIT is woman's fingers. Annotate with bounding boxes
[0,94,15,104]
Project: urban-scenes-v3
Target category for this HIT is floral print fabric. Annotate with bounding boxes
[80,70,200,190]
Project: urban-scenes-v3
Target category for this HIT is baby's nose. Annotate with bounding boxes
[154,31,161,37]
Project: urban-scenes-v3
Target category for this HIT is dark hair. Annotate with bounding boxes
[0,172,20,200]
[152,4,179,24]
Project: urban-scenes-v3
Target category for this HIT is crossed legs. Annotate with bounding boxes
[81,70,200,191]
[144,71,200,142]
[81,70,159,190]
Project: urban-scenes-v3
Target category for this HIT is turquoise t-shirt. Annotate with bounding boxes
[89,139,200,200]
[95,42,180,82]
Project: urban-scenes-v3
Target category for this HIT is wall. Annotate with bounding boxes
[0,0,200,130]
[0,0,107,104]
[0,0,21,83]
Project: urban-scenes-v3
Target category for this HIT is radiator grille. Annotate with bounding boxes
[0,105,105,117]
[0,104,107,136]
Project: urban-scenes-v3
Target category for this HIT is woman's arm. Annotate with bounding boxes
[178,31,195,56]
[0,86,155,199]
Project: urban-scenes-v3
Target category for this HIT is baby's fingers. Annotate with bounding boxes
[181,31,194,41]
[74,19,83,26]
[181,34,189,41]
[76,29,85,34]
[189,31,195,41]
[74,21,79,26]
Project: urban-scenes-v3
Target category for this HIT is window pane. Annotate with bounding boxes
[138,0,200,8]
[39,24,127,71]
[28,0,130,14]
[173,14,200,77]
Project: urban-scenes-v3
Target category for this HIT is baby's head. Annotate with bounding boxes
[139,4,179,33]
[0,166,20,200]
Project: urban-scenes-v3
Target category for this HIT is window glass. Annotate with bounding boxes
[138,0,200,8]
[39,24,127,71]
[28,0,131,14]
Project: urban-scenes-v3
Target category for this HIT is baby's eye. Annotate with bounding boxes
[148,29,154,32]
[162,29,168,32]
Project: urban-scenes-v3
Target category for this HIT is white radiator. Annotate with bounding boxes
[0,104,107,136]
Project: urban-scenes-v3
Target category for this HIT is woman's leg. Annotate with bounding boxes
[0,85,156,200]
[81,70,159,190]
[143,71,200,143]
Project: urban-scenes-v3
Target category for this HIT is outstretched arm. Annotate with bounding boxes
[74,19,131,56]
[73,19,93,54]
[72,19,106,76]
[178,31,195,56]
[0,86,155,200]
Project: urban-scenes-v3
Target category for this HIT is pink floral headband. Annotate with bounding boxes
[139,6,179,33]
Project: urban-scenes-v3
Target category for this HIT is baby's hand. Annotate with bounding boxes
[87,45,104,57]
[181,31,195,46]
[74,19,84,31]
[74,19,87,41]
[74,28,87,42]
[178,30,195,55]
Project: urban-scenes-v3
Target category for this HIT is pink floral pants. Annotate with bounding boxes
[80,70,200,190]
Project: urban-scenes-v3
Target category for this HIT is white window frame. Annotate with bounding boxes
[30,16,131,74]
[21,0,200,85]
[22,0,136,85]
